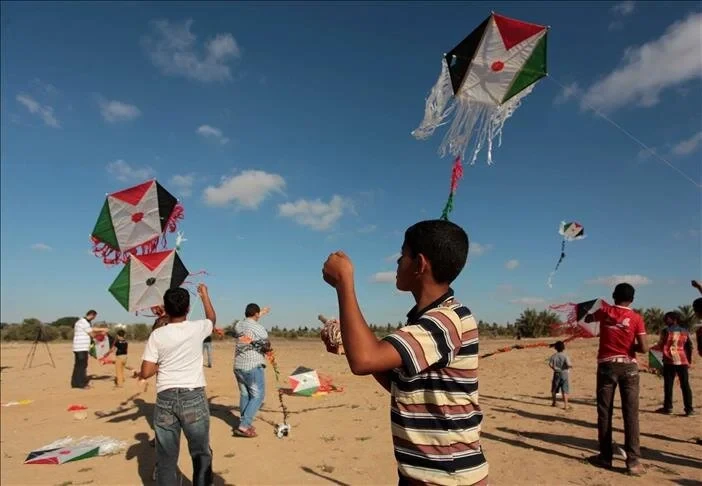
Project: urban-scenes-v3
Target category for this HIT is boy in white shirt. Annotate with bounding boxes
[139,284,217,486]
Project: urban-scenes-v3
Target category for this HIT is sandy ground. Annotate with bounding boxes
[1,338,701,486]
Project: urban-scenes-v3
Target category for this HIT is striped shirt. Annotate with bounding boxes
[234,318,268,371]
[383,289,488,486]
[660,325,693,366]
[72,318,92,352]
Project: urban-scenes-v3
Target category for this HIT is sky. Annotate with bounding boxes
[1,1,701,328]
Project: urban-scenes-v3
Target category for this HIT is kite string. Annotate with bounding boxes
[547,76,701,189]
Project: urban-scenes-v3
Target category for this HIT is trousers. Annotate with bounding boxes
[71,351,89,388]
[596,361,640,467]
[663,364,693,413]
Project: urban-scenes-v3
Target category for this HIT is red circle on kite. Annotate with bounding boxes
[131,212,144,223]
[491,61,505,72]
[59,450,70,455]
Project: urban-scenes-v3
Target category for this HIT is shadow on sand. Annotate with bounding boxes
[300,466,351,486]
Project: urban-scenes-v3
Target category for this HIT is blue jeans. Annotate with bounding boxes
[154,387,212,486]
[203,341,213,367]
[234,366,266,428]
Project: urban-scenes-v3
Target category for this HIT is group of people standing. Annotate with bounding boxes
[68,218,700,486]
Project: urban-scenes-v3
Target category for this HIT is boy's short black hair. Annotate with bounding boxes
[664,311,681,324]
[116,329,126,337]
[245,303,260,318]
[693,298,702,316]
[612,283,635,304]
[163,288,190,318]
[403,220,469,284]
[554,340,565,352]
[86,310,97,316]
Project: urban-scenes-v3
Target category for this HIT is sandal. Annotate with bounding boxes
[234,427,257,438]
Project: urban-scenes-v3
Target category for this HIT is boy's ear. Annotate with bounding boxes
[417,253,430,276]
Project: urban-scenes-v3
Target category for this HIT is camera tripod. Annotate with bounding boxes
[23,326,56,369]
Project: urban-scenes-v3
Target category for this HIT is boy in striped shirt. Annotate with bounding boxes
[322,220,488,486]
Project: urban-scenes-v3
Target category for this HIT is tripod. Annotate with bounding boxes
[23,326,56,369]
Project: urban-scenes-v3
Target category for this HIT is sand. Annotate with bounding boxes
[1,338,701,485]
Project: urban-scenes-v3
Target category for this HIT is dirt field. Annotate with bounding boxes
[1,338,701,485]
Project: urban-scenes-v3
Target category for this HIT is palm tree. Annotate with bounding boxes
[643,307,665,334]
[677,305,695,327]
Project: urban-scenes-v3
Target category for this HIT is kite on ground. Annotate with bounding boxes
[109,250,189,313]
[410,12,548,219]
[548,221,585,288]
[24,436,126,465]
[91,179,183,265]
[287,366,342,396]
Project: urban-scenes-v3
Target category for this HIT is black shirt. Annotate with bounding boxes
[114,339,128,356]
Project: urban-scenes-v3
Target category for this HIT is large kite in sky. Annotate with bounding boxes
[411,12,548,219]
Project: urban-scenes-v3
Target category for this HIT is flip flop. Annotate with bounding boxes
[234,428,257,438]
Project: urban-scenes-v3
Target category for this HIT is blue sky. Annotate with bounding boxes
[1,1,700,327]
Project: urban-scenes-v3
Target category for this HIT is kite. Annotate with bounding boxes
[548,221,585,287]
[648,345,663,371]
[411,12,548,219]
[549,298,602,338]
[286,366,342,397]
[89,333,111,360]
[24,436,126,465]
[109,250,189,313]
[91,179,183,265]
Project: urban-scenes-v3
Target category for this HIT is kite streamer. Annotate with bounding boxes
[548,221,585,288]
[440,156,464,220]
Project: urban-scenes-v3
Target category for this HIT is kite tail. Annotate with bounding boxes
[91,237,159,266]
[440,156,463,220]
[547,240,567,288]
[440,84,536,163]
[411,58,454,140]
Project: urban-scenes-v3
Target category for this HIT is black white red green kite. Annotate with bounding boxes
[548,221,585,288]
[91,180,183,265]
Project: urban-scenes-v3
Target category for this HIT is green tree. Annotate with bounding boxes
[51,316,80,327]
[676,305,695,326]
[643,308,665,334]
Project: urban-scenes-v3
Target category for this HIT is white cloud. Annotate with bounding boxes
[16,94,60,128]
[169,173,195,197]
[386,252,401,262]
[582,12,702,112]
[107,160,155,182]
[358,224,377,234]
[371,271,396,284]
[203,170,285,209]
[196,124,229,144]
[142,19,241,83]
[611,1,635,16]
[608,21,624,32]
[553,82,581,104]
[671,131,702,156]
[278,195,351,231]
[471,242,493,257]
[510,297,546,306]
[586,274,652,287]
[673,229,700,240]
[505,259,520,270]
[30,78,59,96]
[31,243,52,252]
[99,99,141,123]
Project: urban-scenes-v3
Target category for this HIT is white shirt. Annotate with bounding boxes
[72,318,92,352]
[142,319,213,393]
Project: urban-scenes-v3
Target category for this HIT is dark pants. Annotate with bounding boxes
[596,362,640,467]
[71,351,89,388]
[154,387,212,486]
[663,364,694,413]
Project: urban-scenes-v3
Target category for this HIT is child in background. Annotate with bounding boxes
[103,329,129,387]
[549,340,572,410]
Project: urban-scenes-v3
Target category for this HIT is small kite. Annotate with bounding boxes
[411,12,548,218]
[89,333,111,360]
[286,366,342,396]
[91,179,183,265]
[109,250,189,313]
[648,345,663,371]
[548,221,585,287]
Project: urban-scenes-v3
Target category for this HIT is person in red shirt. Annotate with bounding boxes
[584,283,647,476]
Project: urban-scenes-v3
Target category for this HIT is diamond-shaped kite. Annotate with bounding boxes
[91,179,183,265]
[109,250,189,313]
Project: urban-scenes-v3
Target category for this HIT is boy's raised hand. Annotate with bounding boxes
[197,283,209,298]
[323,251,354,288]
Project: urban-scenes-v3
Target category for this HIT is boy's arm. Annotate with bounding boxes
[335,278,403,375]
[198,284,216,326]
[634,316,648,354]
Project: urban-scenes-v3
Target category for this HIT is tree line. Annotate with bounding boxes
[0,304,696,343]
